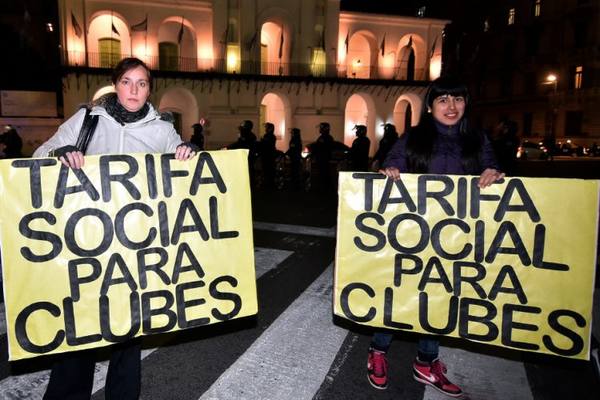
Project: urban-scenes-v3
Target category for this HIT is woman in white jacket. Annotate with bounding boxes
[34,59,196,164]
[38,57,198,400]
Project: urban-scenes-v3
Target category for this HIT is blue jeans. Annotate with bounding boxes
[371,332,439,362]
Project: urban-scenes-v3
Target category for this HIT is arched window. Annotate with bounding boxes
[99,38,121,68]
[260,22,284,76]
[393,98,417,134]
[260,93,286,149]
[159,42,179,71]
[344,94,369,146]
[347,34,371,79]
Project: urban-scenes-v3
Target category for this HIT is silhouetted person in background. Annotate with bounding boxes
[228,120,257,150]
[493,119,519,175]
[372,123,398,170]
[591,142,599,157]
[308,122,335,191]
[228,120,258,184]
[350,124,370,171]
[191,122,205,150]
[286,128,303,189]
[0,125,23,158]
[260,122,277,189]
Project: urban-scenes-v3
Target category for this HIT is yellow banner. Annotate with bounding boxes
[0,150,257,360]
[334,172,599,360]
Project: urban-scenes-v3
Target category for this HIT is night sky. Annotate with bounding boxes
[340,0,454,19]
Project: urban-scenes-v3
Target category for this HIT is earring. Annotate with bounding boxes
[427,108,432,113]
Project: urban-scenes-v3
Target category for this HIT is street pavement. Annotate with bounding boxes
[0,160,599,399]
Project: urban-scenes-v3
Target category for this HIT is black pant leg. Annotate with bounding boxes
[43,349,96,400]
[104,339,141,400]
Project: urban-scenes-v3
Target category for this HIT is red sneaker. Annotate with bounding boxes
[413,358,463,397]
[367,348,388,389]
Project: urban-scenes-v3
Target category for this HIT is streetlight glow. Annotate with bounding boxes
[543,73,559,151]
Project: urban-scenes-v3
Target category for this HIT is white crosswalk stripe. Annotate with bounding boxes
[199,264,347,400]
[424,347,533,400]
[253,247,293,279]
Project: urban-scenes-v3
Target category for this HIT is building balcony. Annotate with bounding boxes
[61,51,429,83]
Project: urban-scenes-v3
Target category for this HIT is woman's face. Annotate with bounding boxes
[431,94,466,126]
[115,66,150,112]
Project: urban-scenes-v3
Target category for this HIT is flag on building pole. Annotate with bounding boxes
[278,26,284,59]
[71,11,83,38]
[110,11,120,37]
[429,35,438,58]
[221,25,230,44]
[111,12,120,36]
[344,31,349,54]
[177,17,184,44]
[246,29,258,51]
[380,33,386,56]
[319,28,325,49]
[131,15,148,32]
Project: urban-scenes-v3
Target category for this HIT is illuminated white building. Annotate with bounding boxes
[52,0,446,153]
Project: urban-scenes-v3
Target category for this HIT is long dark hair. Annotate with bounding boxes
[405,76,481,173]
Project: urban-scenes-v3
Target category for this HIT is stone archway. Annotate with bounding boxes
[393,93,423,134]
[344,92,377,155]
[260,93,287,151]
[157,87,199,141]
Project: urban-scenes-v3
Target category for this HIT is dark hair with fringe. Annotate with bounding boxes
[405,76,481,173]
[112,57,152,90]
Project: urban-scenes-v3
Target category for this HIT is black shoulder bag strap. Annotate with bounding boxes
[75,107,99,155]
